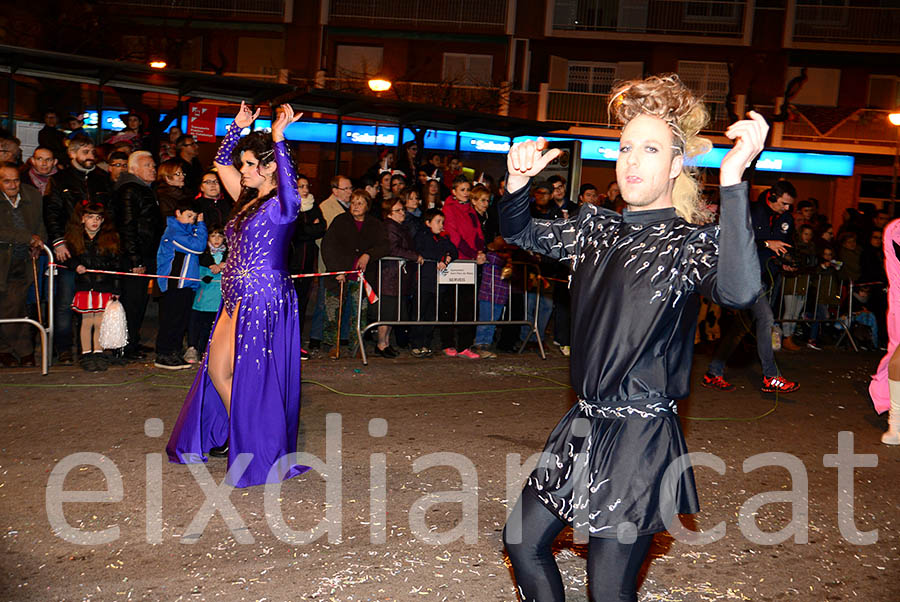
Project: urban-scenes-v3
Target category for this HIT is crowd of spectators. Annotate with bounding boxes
[0,109,893,371]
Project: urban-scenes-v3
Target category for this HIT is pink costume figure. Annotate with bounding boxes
[869,218,900,444]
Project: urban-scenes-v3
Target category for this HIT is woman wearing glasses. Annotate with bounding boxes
[195,170,232,228]
[167,102,310,488]
[155,159,189,218]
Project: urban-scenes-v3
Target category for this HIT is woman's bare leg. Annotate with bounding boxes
[208,301,239,415]
[79,314,93,353]
[377,325,390,350]
[90,314,102,353]
[888,344,900,380]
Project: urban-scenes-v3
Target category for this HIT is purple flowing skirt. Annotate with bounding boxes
[166,281,310,488]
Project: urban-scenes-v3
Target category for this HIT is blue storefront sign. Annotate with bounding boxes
[80,111,855,177]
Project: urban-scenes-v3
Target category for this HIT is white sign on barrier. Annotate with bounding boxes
[438,262,477,285]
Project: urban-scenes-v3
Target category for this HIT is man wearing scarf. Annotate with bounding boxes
[24,146,58,196]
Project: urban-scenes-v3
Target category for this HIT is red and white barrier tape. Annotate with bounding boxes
[49,264,379,303]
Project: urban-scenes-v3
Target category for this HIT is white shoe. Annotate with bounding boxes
[184,347,199,364]
[883,381,900,445]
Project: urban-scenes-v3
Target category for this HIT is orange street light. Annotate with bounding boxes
[149,60,167,69]
[889,112,900,126]
[368,78,391,92]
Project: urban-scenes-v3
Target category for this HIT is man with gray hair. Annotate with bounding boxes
[115,150,163,360]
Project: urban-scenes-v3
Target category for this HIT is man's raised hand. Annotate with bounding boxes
[506,137,561,194]
[720,111,769,187]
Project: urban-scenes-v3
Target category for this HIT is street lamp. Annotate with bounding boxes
[149,60,167,69]
[890,111,900,203]
[368,78,391,92]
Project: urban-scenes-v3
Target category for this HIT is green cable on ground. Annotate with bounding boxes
[0,373,156,388]
[0,367,779,422]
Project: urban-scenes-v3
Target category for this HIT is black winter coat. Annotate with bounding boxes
[288,204,326,274]
[44,167,113,246]
[66,235,125,294]
[114,174,163,270]
[321,213,388,292]
[413,229,458,294]
[197,195,233,230]
[381,218,419,296]
[155,182,190,218]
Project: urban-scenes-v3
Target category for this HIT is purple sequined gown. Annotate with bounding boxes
[166,140,309,488]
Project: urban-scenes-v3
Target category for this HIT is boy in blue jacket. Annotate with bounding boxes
[154,200,207,369]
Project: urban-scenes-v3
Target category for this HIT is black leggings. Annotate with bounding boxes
[503,489,653,602]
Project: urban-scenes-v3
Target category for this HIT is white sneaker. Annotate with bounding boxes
[184,347,199,364]
[559,345,570,357]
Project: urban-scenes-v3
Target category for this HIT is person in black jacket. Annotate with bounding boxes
[114,151,163,360]
[64,201,125,372]
[44,134,112,363]
[411,208,458,356]
[195,170,233,229]
[321,189,389,358]
[288,174,326,353]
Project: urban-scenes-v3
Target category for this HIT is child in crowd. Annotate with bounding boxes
[470,184,506,359]
[154,200,207,369]
[184,226,227,363]
[441,175,486,358]
[807,245,843,350]
[64,201,124,372]
[411,209,458,357]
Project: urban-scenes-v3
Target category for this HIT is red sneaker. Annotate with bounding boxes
[701,373,735,392]
[761,375,799,393]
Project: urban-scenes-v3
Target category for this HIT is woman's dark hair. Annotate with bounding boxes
[382,197,403,219]
[228,131,285,234]
[65,201,119,256]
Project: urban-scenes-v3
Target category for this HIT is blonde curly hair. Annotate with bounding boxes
[608,74,712,224]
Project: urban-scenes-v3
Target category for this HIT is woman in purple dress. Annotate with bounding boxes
[166,103,310,488]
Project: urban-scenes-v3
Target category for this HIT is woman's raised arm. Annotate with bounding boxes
[213,101,260,201]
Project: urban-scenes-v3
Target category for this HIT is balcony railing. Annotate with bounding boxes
[791,3,900,47]
[782,107,900,149]
[308,77,509,114]
[328,0,508,32]
[98,0,285,16]
[543,89,730,132]
[552,0,748,38]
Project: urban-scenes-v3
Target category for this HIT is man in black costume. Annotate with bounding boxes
[499,74,766,602]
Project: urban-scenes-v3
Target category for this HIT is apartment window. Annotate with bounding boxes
[567,62,616,94]
[443,53,493,86]
[335,45,383,79]
[795,0,850,27]
[237,37,285,76]
[868,75,900,110]
[678,61,729,100]
[678,61,729,127]
[684,0,742,23]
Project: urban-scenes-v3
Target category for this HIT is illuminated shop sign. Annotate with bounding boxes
[80,111,855,176]
[580,140,855,177]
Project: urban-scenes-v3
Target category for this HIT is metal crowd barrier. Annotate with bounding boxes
[0,244,55,374]
[771,272,883,351]
[355,257,546,365]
